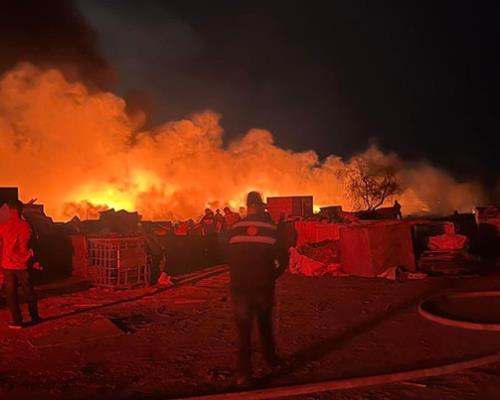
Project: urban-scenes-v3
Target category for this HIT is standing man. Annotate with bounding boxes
[223,206,241,229]
[394,200,402,220]
[227,191,289,386]
[0,200,40,329]
[214,209,226,233]
[200,208,216,236]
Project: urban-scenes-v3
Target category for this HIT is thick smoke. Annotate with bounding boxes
[0,64,486,221]
[0,0,114,89]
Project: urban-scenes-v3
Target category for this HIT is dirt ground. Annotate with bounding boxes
[2,269,500,400]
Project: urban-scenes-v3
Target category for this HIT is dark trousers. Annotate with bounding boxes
[3,269,39,325]
[232,288,277,377]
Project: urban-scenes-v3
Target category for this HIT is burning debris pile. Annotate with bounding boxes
[0,63,496,288]
[1,184,498,290]
[0,63,489,222]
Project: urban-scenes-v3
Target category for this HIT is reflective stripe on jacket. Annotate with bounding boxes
[227,212,287,293]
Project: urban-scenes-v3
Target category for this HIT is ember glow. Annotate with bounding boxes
[0,64,485,221]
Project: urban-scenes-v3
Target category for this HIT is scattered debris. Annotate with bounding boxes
[299,240,340,264]
[289,246,343,277]
[158,272,174,286]
[377,266,401,281]
[418,250,479,275]
[405,272,428,280]
[377,267,429,281]
[109,314,153,333]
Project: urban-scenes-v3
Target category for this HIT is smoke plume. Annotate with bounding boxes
[0,64,486,221]
[0,0,114,89]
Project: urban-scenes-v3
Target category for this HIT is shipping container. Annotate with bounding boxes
[266,196,313,223]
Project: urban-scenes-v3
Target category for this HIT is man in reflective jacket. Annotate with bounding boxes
[227,191,289,385]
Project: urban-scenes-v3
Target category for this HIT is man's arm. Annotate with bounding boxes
[19,223,34,263]
[274,224,290,277]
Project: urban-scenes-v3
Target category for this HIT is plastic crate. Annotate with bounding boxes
[86,235,150,288]
[88,264,150,289]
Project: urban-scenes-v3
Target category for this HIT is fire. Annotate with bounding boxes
[0,63,486,221]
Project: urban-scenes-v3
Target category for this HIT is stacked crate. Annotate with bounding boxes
[87,235,150,289]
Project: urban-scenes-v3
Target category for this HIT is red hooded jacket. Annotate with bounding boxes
[0,217,33,270]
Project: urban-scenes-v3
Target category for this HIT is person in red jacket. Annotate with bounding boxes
[0,200,40,329]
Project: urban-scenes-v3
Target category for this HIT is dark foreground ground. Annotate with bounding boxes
[2,268,500,400]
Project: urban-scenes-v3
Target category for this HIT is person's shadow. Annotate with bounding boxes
[257,280,451,386]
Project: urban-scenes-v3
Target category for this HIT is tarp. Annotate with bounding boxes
[289,247,342,277]
[299,241,339,264]
[294,221,342,247]
[340,221,416,277]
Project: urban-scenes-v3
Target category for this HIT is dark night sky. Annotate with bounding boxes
[1,1,499,188]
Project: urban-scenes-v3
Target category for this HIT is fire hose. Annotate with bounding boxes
[418,290,500,331]
[175,351,500,400]
[174,290,500,400]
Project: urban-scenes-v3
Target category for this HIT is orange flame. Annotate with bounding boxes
[0,64,486,221]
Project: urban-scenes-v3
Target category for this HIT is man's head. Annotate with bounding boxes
[5,200,24,220]
[246,191,266,214]
[223,206,230,214]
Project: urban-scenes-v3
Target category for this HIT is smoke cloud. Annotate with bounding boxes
[0,64,486,221]
[0,0,114,89]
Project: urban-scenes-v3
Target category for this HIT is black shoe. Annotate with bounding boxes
[31,316,43,325]
[266,354,285,368]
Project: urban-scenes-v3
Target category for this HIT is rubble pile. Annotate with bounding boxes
[299,240,340,264]
[289,240,342,277]
[418,249,479,275]
[418,232,478,275]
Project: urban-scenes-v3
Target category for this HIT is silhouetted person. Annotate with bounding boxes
[214,209,226,233]
[227,191,289,386]
[394,200,402,220]
[278,214,298,250]
[0,200,40,329]
[200,208,216,236]
[223,206,240,228]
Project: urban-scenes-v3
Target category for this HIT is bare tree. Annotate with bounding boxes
[339,157,401,211]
